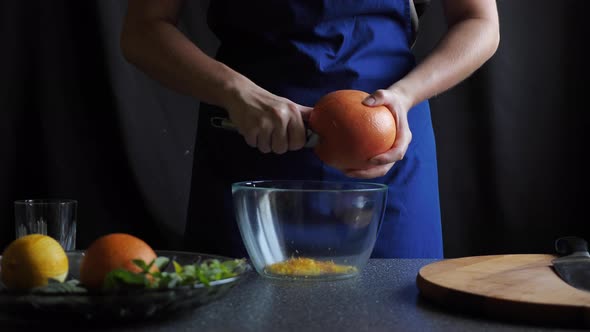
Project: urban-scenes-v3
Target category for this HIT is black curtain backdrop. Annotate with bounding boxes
[1,1,588,257]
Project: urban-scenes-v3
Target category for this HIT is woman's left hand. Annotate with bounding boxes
[344,88,413,179]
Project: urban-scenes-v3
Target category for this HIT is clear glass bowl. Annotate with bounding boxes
[232,180,388,281]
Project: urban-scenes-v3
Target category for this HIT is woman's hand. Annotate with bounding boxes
[223,79,313,154]
[344,0,499,179]
[121,0,312,155]
[344,88,413,179]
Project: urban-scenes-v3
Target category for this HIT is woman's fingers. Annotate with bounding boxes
[286,119,305,151]
[250,103,310,154]
[255,119,273,153]
[362,89,389,107]
[370,127,412,165]
[344,164,393,179]
[299,106,313,122]
[286,105,312,151]
[333,87,414,179]
[229,88,311,154]
[242,128,258,148]
[271,123,289,154]
[362,88,413,165]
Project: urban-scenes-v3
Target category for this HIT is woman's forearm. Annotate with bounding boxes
[120,15,246,109]
[392,4,500,108]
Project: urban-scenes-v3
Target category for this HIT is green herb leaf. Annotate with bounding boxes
[154,257,170,270]
[173,260,183,274]
[32,279,87,294]
[103,268,149,290]
[131,259,150,272]
[100,257,247,291]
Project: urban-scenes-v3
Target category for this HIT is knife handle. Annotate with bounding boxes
[555,236,589,256]
[209,116,319,148]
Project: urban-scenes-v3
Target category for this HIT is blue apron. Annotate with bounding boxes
[184,0,443,259]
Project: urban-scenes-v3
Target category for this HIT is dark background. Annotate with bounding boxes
[1,0,588,258]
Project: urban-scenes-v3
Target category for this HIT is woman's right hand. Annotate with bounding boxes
[121,1,312,156]
[222,79,313,154]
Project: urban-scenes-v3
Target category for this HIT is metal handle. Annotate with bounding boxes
[209,116,319,148]
[210,116,237,131]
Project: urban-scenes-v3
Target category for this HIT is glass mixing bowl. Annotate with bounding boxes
[232,180,388,281]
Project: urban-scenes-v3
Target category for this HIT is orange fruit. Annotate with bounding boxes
[79,233,158,289]
[1,234,69,290]
[309,89,396,170]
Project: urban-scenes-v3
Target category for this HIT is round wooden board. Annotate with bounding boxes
[416,254,590,328]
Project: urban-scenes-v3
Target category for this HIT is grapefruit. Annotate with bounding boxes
[309,89,396,170]
[79,233,158,289]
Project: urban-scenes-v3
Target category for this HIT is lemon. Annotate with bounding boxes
[1,234,69,290]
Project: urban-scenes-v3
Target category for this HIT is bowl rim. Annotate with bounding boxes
[231,180,388,192]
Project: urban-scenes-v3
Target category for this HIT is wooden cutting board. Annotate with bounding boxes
[416,254,590,328]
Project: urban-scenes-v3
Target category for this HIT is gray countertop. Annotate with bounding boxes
[0,259,585,332]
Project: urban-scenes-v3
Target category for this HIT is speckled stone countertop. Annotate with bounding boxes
[1,259,585,332]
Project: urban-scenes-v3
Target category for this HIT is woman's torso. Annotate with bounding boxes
[186,1,443,259]
[206,0,417,105]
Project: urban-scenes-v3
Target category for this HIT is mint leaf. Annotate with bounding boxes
[131,259,150,272]
[154,257,170,270]
[103,268,149,290]
[173,260,183,274]
[99,257,247,290]
[32,279,87,294]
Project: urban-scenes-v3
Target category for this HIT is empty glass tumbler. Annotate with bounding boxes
[14,199,77,251]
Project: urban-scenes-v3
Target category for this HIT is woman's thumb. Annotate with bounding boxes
[300,106,313,121]
[362,94,377,106]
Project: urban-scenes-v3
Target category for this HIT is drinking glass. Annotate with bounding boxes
[14,199,77,251]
